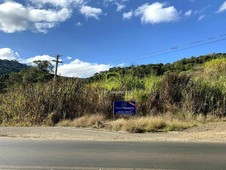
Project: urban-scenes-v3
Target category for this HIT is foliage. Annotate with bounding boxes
[90,53,226,81]
[0,61,54,91]
[33,60,54,72]
[205,57,226,74]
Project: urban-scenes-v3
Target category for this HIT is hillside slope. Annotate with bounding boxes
[0,59,28,76]
[90,53,226,81]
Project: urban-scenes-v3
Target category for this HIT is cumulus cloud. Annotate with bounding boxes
[80,5,102,19]
[58,59,111,78]
[0,47,112,78]
[0,1,71,33]
[134,2,180,24]
[0,48,19,60]
[123,11,133,20]
[23,55,56,65]
[29,0,85,8]
[185,9,192,16]
[25,55,111,77]
[217,1,226,13]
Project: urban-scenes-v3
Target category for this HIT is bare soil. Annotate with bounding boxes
[1,122,226,142]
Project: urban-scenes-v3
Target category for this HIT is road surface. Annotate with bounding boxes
[0,139,226,169]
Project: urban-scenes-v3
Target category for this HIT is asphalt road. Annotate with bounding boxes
[0,139,226,170]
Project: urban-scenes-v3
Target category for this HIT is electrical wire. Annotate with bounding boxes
[1,33,226,76]
[64,34,226,76]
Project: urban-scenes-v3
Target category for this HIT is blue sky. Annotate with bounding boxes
[0,0,226,77]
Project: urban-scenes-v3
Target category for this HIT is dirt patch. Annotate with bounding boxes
[185,122,226,132]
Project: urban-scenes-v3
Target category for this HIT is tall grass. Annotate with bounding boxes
[158,73,225,117]
[0,58,225,126]
[145,76,162,93]
[205,57,226,74]
[1,78,118,125]
[1,79,82,125]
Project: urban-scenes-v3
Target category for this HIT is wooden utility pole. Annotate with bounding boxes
[52,54,63,81]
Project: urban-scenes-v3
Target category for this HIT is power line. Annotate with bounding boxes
[105,33,226,64]
[128,37,226,63]
[1,32,225,77]
[68,33,226,76]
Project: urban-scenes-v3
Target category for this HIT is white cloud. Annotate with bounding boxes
[26,56,111,77]
[66,56,72,60]
[134,2,180,24]
[185,9,192,16]
[29,8,71,22]
[80,5,102,19]
[115,2,126,12]
[123,11,133,20]
[103,0,114,6]
[29,0,85,8]
[217,1,226,13]
[75,22,82,27]
[34,22,56,33]
[0,48,19,60]
[0,49,112,78]
[104,0,127,12]
[198,15,205,21]
[0,1,71,33]
[23,55,56,65]
[58,59,111,78]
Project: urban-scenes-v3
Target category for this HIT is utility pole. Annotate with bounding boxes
[52,54,63,82]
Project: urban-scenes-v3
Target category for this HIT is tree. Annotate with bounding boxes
[33,60,53,73]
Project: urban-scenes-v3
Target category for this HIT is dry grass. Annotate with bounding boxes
[107,116,193,133]
[58,114,106,128]
[58,114,195,133]
[58,112,226,133]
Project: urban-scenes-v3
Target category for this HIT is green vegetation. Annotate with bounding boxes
[0,59,29,92]
[0,53,225,133]
[0,59,28,76]
[0,60,53,92]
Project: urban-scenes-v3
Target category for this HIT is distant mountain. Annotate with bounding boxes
[0,59,28,76]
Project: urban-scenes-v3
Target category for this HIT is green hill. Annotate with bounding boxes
[90,53,226,81]
[0,59,28,76]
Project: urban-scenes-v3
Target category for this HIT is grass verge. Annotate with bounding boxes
[58,113,196,133]
[58,114,106,128]
[107,117,193,133]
